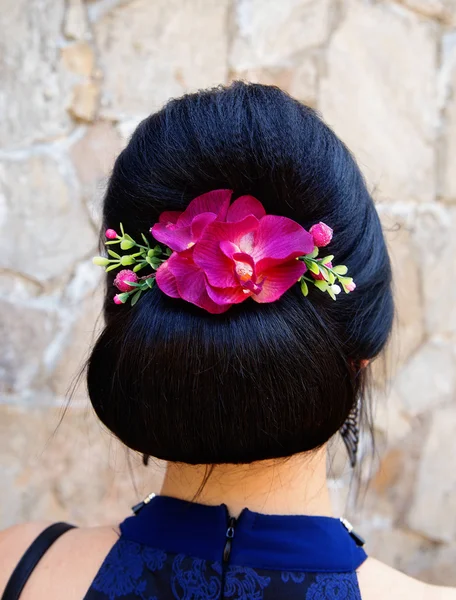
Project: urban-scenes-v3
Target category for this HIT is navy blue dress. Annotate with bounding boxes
[83,495,367,599]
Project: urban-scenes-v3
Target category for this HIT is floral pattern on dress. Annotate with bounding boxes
[281,571,306,584]
[223,565,271,599]
[84,539,363,600]
[306,573,362,599]
[171,555,221,600]
[92,540,145,600]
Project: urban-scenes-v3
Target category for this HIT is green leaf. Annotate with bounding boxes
[130,290,142,306]
[309,246,319,258]
[121,255,136,266]
[120,239,135,250]
[107,250,121,259]
[141,233,150,246]
[148,249,155,257]
[105,240,121,246]
[320,255,334,263]
[125,281,141,288]
[165,247,172,257]
[133,262,147,273]
[327,287,336,301]
[106,263,120,272]
[300,279,309,297]
[333,264,348,275]
[154,245,162,254]
[327,270,336,285]
[338,276,353,285]
[120,223,125,236]
[145,277,155,288]
[314,280,328,292]
[307,261,320,275]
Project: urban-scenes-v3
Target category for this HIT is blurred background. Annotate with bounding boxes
[0,0,455,586]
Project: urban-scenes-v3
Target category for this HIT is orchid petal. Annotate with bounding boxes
[252,215,314,272]
[206,283,251,305]
[226,195,266,222]
[151,222,193,252]
[193,242,237,288]
[252,260,306,303]
[190,212,218,243]
[219,240,240,259]
[176,189,232,226]
[155,259,180,298]
[194,216,259,288]
[158,210,181,225]
[167,254,229,314]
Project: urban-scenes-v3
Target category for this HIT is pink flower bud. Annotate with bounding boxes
[309,222,333,247]
[113,294,123,305]
[346,281,356,292]
[114,269,138,292]
[105,229,118,239]
[312,261,332,281]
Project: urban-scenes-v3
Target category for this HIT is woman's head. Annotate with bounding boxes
[87,82,393,465]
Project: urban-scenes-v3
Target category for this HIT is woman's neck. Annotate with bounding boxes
[160,446,332,518]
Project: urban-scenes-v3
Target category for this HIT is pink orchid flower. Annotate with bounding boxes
[155,193,315,314]
[150,189,233,252]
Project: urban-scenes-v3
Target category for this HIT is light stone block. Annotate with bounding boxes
[320,0,438,203]
[0,153,96,282]
[95,0,231,120]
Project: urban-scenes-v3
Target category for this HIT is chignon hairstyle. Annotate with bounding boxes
[87,82,393,465]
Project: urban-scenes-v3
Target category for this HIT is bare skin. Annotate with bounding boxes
[0,447,454,600]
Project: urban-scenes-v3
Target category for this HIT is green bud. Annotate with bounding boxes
[133,262,147,273]
[309,246,319,259]
[300,279,309,297]
[92,256,110,266]
[320,255,334,263]
[307,261,320,275]
[120,239,135,250]
[121,255,136,266]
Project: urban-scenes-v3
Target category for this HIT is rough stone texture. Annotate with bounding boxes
[230,0,331,69]
[407,404,456,543]
[0,1,74,148]
[320,0,438,204]
[0,153,96,283]
[1,0,456,586]
[0,405,163,527]
[94,0,231,120]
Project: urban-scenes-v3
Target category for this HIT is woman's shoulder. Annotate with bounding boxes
[358,557,456,600]
[0,521,119,600]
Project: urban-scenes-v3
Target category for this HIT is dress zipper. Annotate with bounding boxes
[221,516,236,599]
[223,517,237,563]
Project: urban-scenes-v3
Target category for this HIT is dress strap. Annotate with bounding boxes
[1,522,76,600]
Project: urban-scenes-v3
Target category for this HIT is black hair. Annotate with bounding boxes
[87,82,393,465]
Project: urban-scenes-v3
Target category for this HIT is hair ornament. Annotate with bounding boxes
[93,190,356,313]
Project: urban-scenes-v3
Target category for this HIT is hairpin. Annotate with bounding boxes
[93,189,355,314]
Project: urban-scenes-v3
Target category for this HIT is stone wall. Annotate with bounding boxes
[1,0,455,585]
